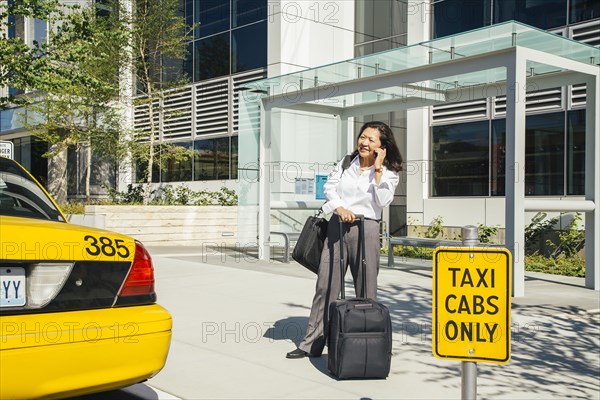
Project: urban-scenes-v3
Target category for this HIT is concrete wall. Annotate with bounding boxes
[74,205,241,247]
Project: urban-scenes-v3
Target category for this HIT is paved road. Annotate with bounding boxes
[83,247,600,399]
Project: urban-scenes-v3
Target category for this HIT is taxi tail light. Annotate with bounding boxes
[119,241,155,297]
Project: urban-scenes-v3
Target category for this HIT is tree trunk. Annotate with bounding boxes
[47,145,68,204]
[85,142,92,202]
[144,105,155,204]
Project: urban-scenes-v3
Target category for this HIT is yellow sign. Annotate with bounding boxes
[432,247,512,364]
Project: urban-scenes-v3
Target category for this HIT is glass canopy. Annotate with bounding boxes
[242,21,600,108]
[236,20,600,296]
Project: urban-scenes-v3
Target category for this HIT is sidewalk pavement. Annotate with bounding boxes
[144,246,600,400]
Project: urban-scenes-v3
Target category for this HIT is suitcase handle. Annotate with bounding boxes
[338,214,367,300]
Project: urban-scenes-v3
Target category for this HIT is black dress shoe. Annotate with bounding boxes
[286,348,309,359]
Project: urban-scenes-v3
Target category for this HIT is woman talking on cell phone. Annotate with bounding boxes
[287,121,403,359]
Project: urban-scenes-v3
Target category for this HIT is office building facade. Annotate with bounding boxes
[1,0,598,235]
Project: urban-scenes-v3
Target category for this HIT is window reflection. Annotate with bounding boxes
[194,137,230,180]
[432,121,490,196]
[135,137,236,183]
[570,0,600,23]
[433,0,489,38]
[433,0,581,37]
[525,113,565,196]
[432,112,583,198]
[491,120,506,196]
[495,0,567,30]
[230,136,238,180]
[232,22,267,73]
[355,0,408,55]
[233,0,267,27]
[194,33,230,81]
[195,0,230,38]
[567,110,585,195]
[163,142,193,182]
[11,137,49,187]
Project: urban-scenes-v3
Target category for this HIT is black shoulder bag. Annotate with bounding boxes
[291,153,355,273]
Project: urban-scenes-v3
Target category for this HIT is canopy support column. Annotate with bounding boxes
[338,116,351,158]
[506,49,527,297]
[585,74,599,290]
[258,104,272,261]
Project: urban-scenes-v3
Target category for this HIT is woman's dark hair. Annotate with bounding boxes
[355,121,403,172]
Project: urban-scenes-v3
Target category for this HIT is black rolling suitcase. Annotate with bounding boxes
[327,215,392,379]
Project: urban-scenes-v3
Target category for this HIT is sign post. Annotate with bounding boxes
[0,141,13,160]
[461,226,479,400]
[433,226,512,400]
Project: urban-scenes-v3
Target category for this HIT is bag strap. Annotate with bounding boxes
[359,215,367,298]
[338,216,345,300]
[317,153,354,216]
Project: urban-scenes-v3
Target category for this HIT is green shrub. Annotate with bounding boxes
[424,216,444,239]
[525,254,585,277]
[547,213,585,258]
[103,184,237,206]
[59,202,85,215]
[478,223,499,244]
[384,213,585,278]
[106,184,146,204]
[524,212,559,254]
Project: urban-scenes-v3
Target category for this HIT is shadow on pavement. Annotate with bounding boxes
[377,279,599,399]
[264,316,308,347]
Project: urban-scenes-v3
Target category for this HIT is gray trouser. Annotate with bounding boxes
[298,214,380,356]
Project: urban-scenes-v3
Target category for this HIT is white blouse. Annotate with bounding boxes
[322,156,399,220]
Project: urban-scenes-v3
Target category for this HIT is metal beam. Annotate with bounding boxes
[281,102,344,115]
[524,199,595,212]
[264,48,516,111]
[518,47,600,77]
[268,65,592,120]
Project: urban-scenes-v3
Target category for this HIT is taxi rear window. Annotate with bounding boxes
[0,157,64,222]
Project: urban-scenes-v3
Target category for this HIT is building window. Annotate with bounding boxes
[495,0,567,30]
[135,136,237,183]
[355,0,407,56]
[163,141,193,182]
[432,111,585,197]
[233,0,267,28]
[11,137,48,188]
[185,0,268,83]
[194,33,230,81]
[433,0,490,38]
[232,22,267,73]
[567,109,586,195]
[570,0,600,23]
[491,119,506,196]
[524,113,565,196]
[194,137,230,180]
[432,0,597,38]
[432,121,490,196]
[195,0,230,38]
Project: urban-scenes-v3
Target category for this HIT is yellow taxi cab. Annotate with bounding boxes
[0,156,172,399]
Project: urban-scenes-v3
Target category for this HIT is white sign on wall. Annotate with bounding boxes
[0,141,14,160]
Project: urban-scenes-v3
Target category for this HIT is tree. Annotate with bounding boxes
[0,0,63,108]
[21,3,129,202]
[121,0,194,204]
